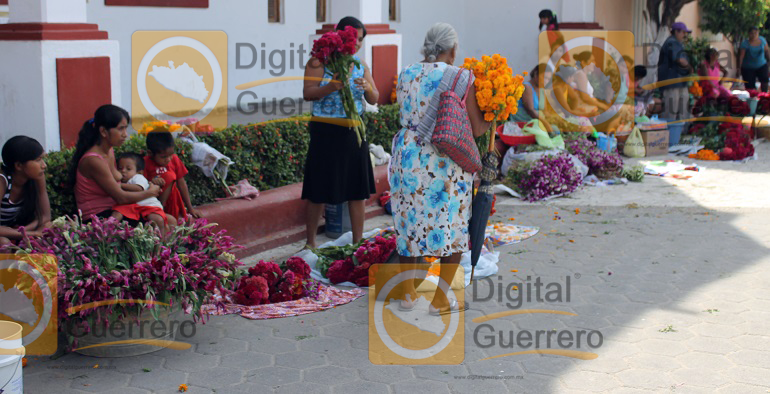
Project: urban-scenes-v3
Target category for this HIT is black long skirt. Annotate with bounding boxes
[301,120,376,205]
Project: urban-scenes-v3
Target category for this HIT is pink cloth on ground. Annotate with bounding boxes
[75,150,119,218]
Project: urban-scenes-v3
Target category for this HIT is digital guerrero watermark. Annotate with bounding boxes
[132,31,358,130]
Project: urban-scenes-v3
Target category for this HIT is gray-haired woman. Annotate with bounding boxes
[390,23,488,315]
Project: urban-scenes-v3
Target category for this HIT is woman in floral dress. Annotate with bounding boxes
[390,23,487,314]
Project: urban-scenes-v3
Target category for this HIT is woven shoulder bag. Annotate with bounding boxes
[431,69,482,173]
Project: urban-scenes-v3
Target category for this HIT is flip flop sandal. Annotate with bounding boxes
[429,300,469,316]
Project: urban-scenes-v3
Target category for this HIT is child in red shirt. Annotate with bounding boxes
[143,131,202,220]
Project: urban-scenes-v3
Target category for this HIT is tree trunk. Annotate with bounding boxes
[643,0,696,85]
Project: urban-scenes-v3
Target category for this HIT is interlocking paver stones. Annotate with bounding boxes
[332,380,390,394]
[274,382,332,394]
[358,365,413,384]
[616,368,676,391]
[391,379,451,393]
[220,351,273,370]
[448,378,509,393]
[187,366,245,389]
[163,350,220,372]
[245,366,301,386]
[412,364,469,382]
[624,352,685,371]
[303,366,357,386]
[298,336,351,354]
[127,368,187,391]
[668,368,730,389]
[26,202,770,392]
[271,324,322,341]
[716,383,770,393]
[75,370,132,393]
[249,336,299,354]
[195,337,248,356]
[560,370,622,392]
[723,366,770,387]
[275,351,327,369]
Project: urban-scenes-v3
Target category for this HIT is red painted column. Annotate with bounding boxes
[56,57,112,148]
[372,45,398,105]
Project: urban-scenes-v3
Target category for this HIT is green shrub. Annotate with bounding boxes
[42,104,402,219]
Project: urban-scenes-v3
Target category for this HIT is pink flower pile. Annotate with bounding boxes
[8,216,243,350]
[327,235,397,287]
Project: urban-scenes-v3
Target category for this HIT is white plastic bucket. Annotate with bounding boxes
[0,321,24,394]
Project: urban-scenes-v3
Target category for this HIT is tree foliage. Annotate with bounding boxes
[700,0,770,50]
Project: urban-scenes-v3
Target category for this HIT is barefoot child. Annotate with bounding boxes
[143,131,202,220]
[112,153,177,234]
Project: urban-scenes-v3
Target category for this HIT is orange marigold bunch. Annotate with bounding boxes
[688,149,719,160]
[462,54,526,122]
[689,82,703,98]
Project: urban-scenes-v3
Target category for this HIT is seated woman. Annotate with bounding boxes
[699,47,731,98]
[496,64,554,158]
[70,105,160,223]
[549,66,601,119]
[0,136,52,245]
[571,51,611,117]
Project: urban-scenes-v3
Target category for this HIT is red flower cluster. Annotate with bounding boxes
[728,97,750,116]
[327,235,397,287]
[720,124,755,161]
[694,93,750,116]
[310,26,358,65]
[234,258,318,306]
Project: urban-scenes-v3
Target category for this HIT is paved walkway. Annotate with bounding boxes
[24,144,770,393]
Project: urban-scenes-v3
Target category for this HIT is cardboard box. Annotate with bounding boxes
[641,129,669,156]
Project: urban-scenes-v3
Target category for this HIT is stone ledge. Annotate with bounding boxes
[199,165,390,258]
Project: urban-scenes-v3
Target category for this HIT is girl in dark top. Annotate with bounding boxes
[0,136,52,245]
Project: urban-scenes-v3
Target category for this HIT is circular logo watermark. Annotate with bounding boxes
[546,35,630,127]
[136,36,223,123]
[373,269,460,360]
[0,258,54,349]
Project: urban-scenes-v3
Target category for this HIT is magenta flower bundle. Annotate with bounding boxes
[233,257,320,306]
[566,137,623,179]
[10,215,242,347]
[513,153,583,202]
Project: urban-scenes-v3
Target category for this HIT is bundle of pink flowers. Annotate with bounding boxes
[234,257,320,306]
[327,236,397,286]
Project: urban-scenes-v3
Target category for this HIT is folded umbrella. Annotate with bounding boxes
[468,132,500,281]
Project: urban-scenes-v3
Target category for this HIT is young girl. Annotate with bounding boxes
[699,47,731,98]
[539,9,559,31]
[143,131,202,220]
[0,136,52,245]
[114,153,177,234]
[540,9,570,65]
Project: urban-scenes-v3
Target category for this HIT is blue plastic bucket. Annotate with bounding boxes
[666,122,685,146]
[750,98,759,116]
[325,202,352,239]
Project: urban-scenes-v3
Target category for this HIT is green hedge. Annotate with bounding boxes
[44,104,402,219]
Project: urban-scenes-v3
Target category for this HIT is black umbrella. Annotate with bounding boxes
[468,132,500,281]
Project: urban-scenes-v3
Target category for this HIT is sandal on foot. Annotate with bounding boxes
[429,300,469,316]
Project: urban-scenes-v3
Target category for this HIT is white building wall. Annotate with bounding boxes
[388,0,590,75]
[85,0,324,115]
[1,0,597,134]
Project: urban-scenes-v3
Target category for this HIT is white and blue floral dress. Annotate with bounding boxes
[390,62,473,257]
